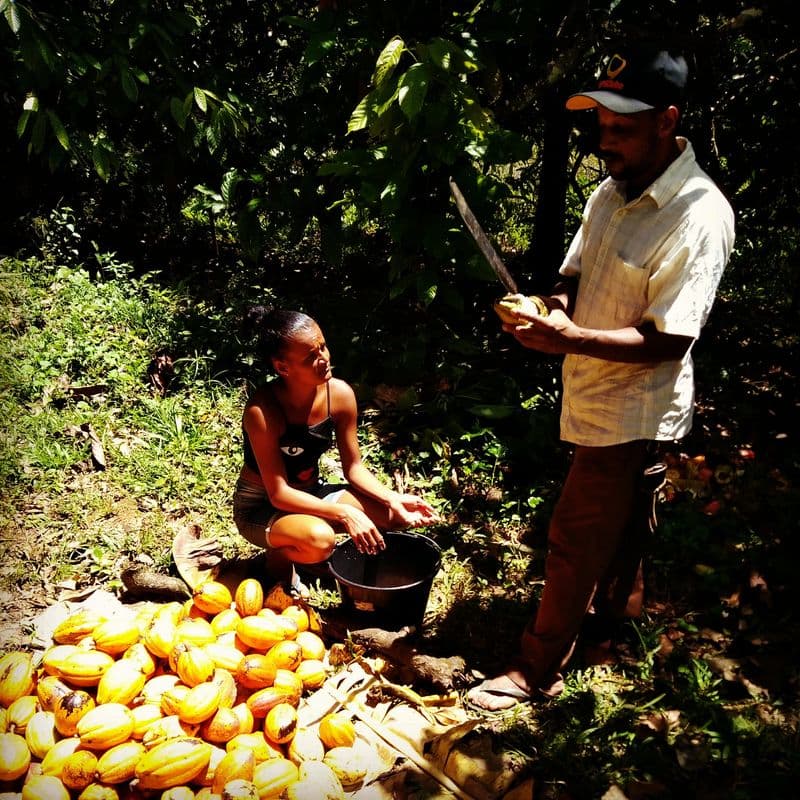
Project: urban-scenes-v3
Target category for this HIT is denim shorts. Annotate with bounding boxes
[232,478,349,548]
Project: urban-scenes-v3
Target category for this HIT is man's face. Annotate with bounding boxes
[595,107,667,186]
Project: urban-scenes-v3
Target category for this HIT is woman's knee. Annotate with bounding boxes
[269,515,336,562]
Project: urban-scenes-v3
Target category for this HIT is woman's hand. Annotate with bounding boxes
[336,504,386,555]
[388,494,440,528]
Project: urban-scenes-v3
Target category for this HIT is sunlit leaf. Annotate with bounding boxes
[372,36,404,87]
[16,110,30,137]
[23,95,38,112]
[92,142,111,182]
[2,0,21,33]
[221,169,241,205]
[46,110,70,151]
[398,63,429,120]
[347,94,371,134]
[194,87,207,112]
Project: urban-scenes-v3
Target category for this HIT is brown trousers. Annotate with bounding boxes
[518,440,661,695]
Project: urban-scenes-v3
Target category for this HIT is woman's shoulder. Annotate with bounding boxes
[244,384,282,421]
[328,378,356,411]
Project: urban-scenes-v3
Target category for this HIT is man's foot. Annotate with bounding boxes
[465,674,532,713]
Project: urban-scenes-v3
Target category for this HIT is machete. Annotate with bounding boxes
[448,176,519,294]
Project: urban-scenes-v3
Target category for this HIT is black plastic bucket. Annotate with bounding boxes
[328,531,442,630]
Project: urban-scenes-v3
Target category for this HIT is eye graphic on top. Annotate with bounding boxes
[280,445,305,457]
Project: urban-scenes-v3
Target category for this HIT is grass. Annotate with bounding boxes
[1,250,798,799]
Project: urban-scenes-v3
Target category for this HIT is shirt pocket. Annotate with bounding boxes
[609,255,649,326]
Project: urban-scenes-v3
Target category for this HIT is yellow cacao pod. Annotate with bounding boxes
[294,631,326,662]
[263,703,297,745]
[77,784,120,800]
[193,581,233,616]
[52,609,107,645]
[134,737,213,790]
[139,673,181,705]
[225,732,282,763]
[229,703,254,737]
[41,644,79,677]
[95,739,146,784]
[234,579,264,617]
[22,774,70,800]
[175,618,216,648]
[220,778,258,800]
[57,649,115,687]
[24,710,57,759]
[141,714,198,750]
[236,616,285,652]
[153,601,186,626]
[36,675,72,712]
[210,748,255,794]
[96,660,147,706]
[209,608,242,637]
[493,293,549,324]
[280,605,309,633]
[252,758,298,799]
[322,745,368,789]
[273,616,299,641]
[160,684,191,718]
[199,706,241,745]
[287,727,325,765]
[143,617,178,660]
[129,702,164,739]
[0,652,36,708]
[294,659,326,691]
[120,641,158,676]
[54,689,96,737]
[285,761,344,800]
[264,641,302,673]
[317,713,355,749]
[177,645,216,687]
[177,681,223,725]
[245,687,293,719]
[91,615,141,656]
[215,630,249,653]
[0,731,31,781]
[61,748,99,791]
[271,670,303,706]
[40,734,83,775]
[203,644,245,674]
[235,653,276,691]
[210,669,237,710]
[162,788,196,800]
[195,744,227,788]
[76,702,135,750]
[6,694,38,734]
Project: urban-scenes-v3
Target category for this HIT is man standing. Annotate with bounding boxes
[468,43,735,712]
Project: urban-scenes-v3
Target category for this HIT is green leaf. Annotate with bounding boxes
[304,31,336,66]
[3,0,21,33]
[133,68,150,85]
[120,68,138,102]
[23,95,38,112]
[468,404,516,419]
[92,142,112,182]
[46,110,70,151]
[170,96,187,130]
[346,94,371,134]
[16,110,30,138]
[221,170,241,205]
[193,87,207,113]
[398,63,429,120]
[372,36,405,87]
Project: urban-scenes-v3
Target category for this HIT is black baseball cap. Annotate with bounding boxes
[566,45,688,113]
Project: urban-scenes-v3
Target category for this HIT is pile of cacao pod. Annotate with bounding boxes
[0,578,375,800]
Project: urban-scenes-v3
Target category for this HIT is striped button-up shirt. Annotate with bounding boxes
[559,138,735,446]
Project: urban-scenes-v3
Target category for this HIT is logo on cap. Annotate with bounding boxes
[606,55,627,79]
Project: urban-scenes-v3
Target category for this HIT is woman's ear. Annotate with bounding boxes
[272,357,288,376]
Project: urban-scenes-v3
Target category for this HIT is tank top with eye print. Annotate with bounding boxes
[242,382,334,486]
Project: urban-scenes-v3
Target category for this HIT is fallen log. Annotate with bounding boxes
[320,613,473,692]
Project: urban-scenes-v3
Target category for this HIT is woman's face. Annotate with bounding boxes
[275,322,332,384]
